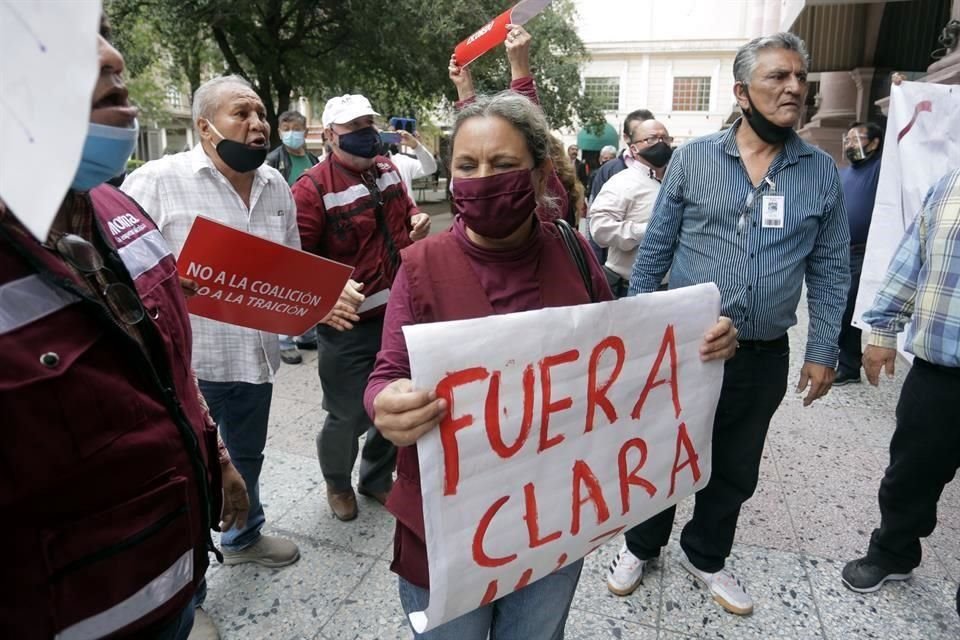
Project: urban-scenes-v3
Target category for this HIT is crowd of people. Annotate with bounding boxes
[1,13,957,640]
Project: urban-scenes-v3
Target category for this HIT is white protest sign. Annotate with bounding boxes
[0,0,101,240]
[854,81,960,355]
[403,283,723,633]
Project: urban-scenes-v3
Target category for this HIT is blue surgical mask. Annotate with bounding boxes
[281,130,306,149]
[71,120,139,191]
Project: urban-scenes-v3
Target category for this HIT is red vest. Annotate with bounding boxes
[386,224,593,588]
[0,186,220,639]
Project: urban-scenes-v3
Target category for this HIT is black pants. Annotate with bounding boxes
[625,335,790,572]
[316,317,396,493]
[866,358,960,572]
[837,246,865,377]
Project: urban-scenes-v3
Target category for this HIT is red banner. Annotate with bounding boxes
[453,0,553,67]
[176,216,354,335]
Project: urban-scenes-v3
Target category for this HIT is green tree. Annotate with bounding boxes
[106,0,601,143]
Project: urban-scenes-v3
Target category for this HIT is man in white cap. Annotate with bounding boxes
[292,95,430,521]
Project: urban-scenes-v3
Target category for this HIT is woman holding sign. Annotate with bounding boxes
[364,86,739,638]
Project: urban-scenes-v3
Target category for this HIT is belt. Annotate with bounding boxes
[736,334,788,350]
[914,357,960,376]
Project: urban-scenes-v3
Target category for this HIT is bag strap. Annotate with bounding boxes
[553,218,596,303]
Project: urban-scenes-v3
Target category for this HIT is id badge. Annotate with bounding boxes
[761,192,785,228]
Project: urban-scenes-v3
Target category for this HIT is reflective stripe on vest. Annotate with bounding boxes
[118,229,173,280]
[0,274,79,335]
[321,169,402,210]
[54,550,193,640]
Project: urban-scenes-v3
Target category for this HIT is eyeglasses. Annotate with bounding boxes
[632,135,674,146]
[842,134,869,145]
[53,233,145,325]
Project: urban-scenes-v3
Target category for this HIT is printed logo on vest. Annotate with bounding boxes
[107,212,147,243]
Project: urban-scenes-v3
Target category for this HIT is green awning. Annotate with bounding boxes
[577,123,618,151]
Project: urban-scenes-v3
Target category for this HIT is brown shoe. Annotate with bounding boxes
[358,484,392,506]
[326,485,358,521]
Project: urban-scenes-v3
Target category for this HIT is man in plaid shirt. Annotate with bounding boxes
[842,169,960,619]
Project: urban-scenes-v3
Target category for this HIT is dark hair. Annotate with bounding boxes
[278,110,307,127]
[623,109,655,137]
[848,121,883,144]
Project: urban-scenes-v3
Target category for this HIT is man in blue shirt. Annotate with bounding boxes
[606,33,849,616]
[835,122,883,385]
[841,170,960,617]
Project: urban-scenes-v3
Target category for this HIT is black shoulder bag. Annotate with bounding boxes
[553,218,597,303]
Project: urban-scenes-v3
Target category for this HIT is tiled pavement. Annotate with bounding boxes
[203,214,960,639]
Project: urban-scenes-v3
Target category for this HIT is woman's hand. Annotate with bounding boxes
[504,23,532,80]
[373,379,448,447]
[700,316,738,362]
[449,54,475,103]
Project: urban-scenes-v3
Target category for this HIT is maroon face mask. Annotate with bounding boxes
[452,168,539,239]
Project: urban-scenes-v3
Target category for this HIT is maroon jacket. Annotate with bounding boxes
[0,186,220,639]
[364,218,611,587]
[293,153,417,320]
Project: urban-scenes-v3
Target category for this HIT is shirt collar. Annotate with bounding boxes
[721,117,813,166]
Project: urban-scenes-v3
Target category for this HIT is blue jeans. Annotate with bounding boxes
[151,600,195,640]
[397,559,583,639]
[198,380,272,551]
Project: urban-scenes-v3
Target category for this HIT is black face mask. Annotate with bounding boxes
[743,91,794,145]
[207,122,267,172]
[845,145,876,165]
[638,141,673,168]
[337,126,381,159]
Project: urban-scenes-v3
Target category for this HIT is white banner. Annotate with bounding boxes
[403,283,724,633]
[854,81,960,347]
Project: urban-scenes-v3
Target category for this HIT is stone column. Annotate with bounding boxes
[850,67,878,122]
[797,71,859,161]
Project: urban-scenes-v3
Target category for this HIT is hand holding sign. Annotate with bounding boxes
[323,279,364,332]
[453,0,552,68]
[448,54,476,103]
[373,379,448,447]
[504,24,532,79]
[403,284,724,632]
[177,216,354,335]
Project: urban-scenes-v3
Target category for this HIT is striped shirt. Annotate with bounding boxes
[122,145,300,384]
[864,169,960,367]
[629,120,850,367]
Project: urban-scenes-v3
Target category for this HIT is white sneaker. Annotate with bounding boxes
[607,544,647,596]
[679,554,753,615]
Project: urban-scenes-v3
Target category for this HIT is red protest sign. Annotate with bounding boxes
[176,216,353,335]
[453,0,553,67]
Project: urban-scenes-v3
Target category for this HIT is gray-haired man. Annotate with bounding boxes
[607,32,849,616]
[123,76,302,572]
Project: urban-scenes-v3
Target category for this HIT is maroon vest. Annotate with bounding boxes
[0,186,219,639]
[386,224,592,588]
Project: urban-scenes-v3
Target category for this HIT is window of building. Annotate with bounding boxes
[166,86,182,109]
[672,77,711,112]
[583,77,620,111]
